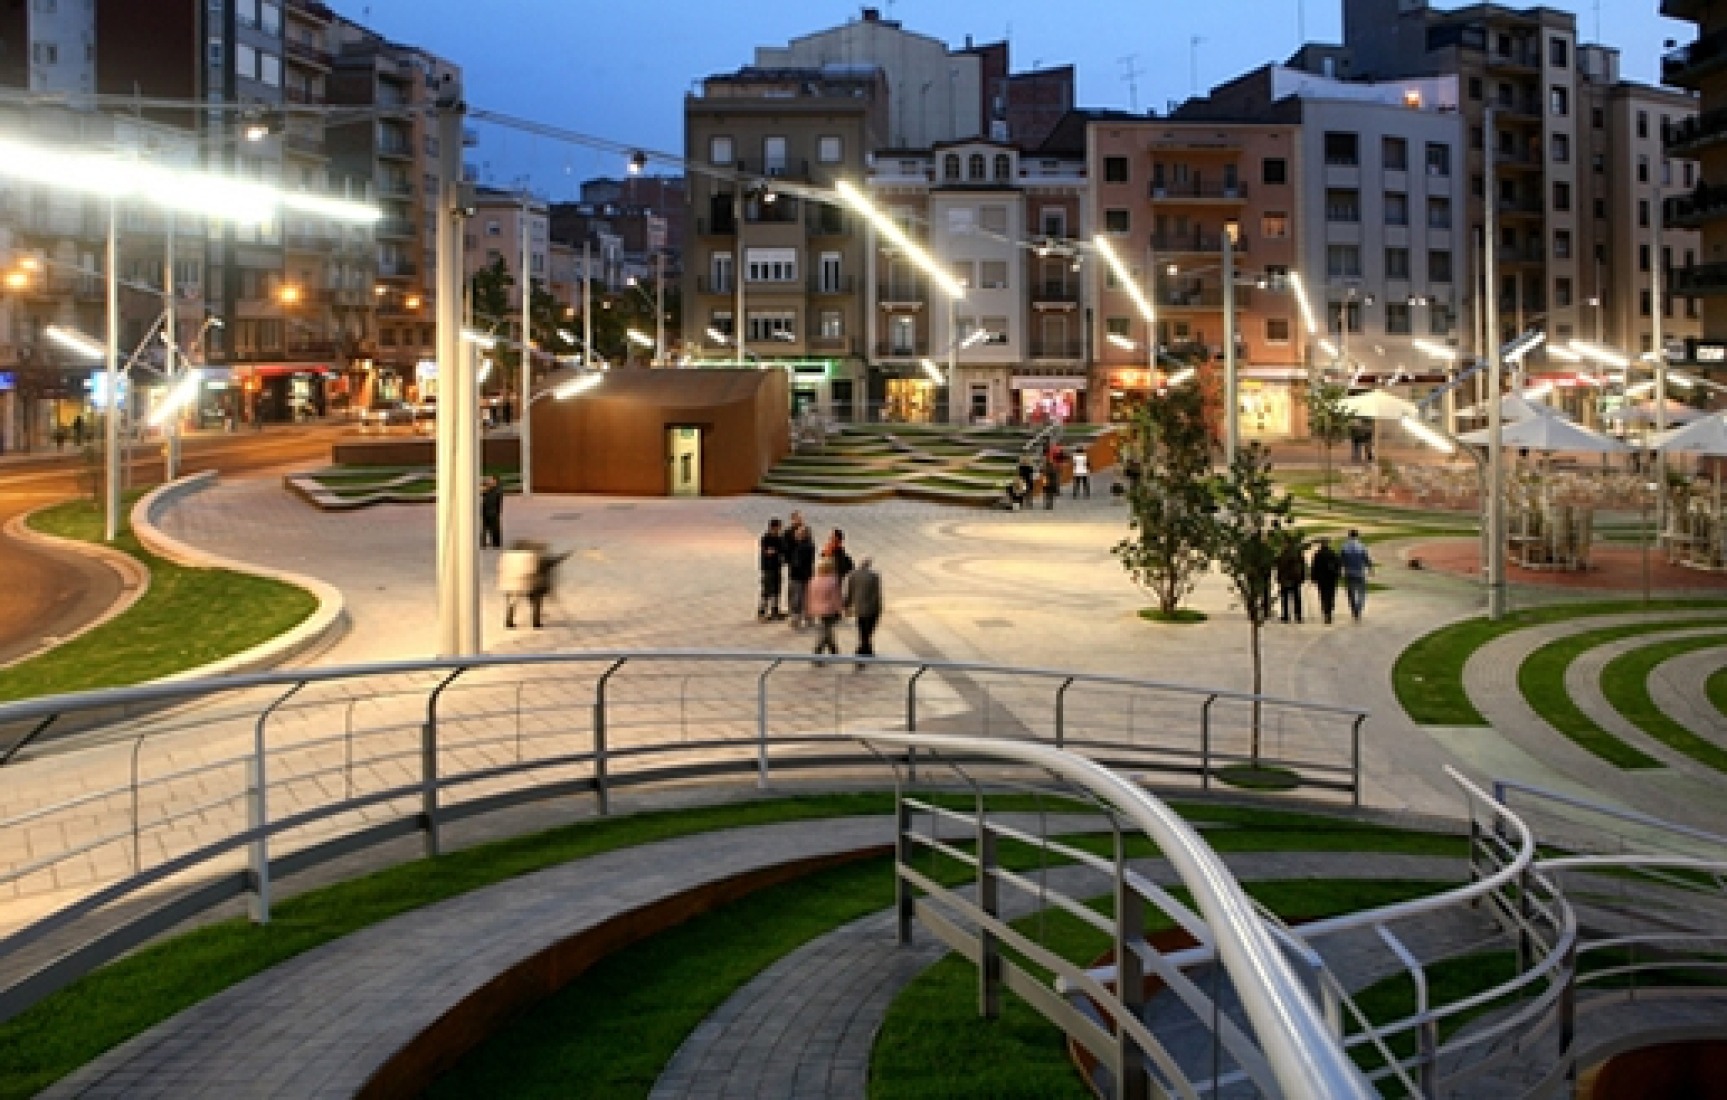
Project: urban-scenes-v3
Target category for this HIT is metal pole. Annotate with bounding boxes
[582,239,593,367]
[1484,108,1507,621]
[654,249,665,366]
[1652,184,1668,540]
[734,188,747,366]
[434,84,478,656]
[104,195,120,543]
[164,208,180,481]
[519,190,533,498]
[949,293,958,423]
[1223,231,1238,462]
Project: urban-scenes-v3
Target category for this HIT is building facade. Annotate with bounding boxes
[1659,0,1727,381]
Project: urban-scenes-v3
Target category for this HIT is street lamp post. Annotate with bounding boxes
[433,82,479,660]
[1651,184,1669,540]
[104,195,120,542]
[1484,106,1507,621]
[519,189,534,498]
[1222,230,1238,462]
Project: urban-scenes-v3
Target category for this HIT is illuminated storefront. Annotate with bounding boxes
[1013,374,1085,425]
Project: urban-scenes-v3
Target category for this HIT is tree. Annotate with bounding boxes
[1306,381,1352,509]
[1210,442,1296,764]
[1113,385,1217,619]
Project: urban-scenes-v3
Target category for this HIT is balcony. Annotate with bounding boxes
[375,217,417,240]
[1497,244,1545,265]
[377,177,413,199]
[286,38,333,69]
[376,258,417,279]
[873,340,926,358]
[377,137,414,161]
[1150,231,1242,255]
[1667,109,1727,155]
[1031,281,1081,304]
[1492,97,1542,124]
[1485,46,1541,73]
[1673,262,1727,295]
[1029,338,1084,360]
[1667,186,1727,228]
[1496,197,1544,219]
[1664,29,1727,89]
[809,276,855,295]
[1493,147,1541,171]
[285,131,323,157]
[286,232,333,253]
[285,87,325,105]
[1156,286,1251,309]
[876,283,925,307]
[1148,180,1248,202]
[807,334,856,354]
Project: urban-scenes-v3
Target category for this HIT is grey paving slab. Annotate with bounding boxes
[1564,626,1727,774]
[1646,645,1727,746]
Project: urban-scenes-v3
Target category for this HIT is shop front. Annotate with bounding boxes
[1238,367,1307,439]
[1013,373,1086,427]
[869,365,945,424]
[232,363,336,423]
[1104,368,1156,424]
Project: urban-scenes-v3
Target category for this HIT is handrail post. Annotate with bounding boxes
[1054,676,1074,749]
[757,658,783,789]
[1200,694,1217,791]
[976,799,1001,1019]
[1350,714,1366,808]
[130,734,146,873]
[905,665,927,782]
[895,778,915,945]
[424,667,468,857]
[1115,825,1148,1100]
[344,697,358,800]
[249,680,306,925]
[593,658,626,815]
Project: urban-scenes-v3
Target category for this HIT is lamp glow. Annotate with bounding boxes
[1318,338,1340,358]
[626,329,655,348]
[462,329,498,349]
[960,329,991,350]
[1401,415,1455,453]
[1546,345,1582,362]
[553,373,603,399]
[918,358,947,384]
[1289,271,1319,335]
[1092,235,1155,323]
[1569,340,1630,369]
[148,369,201,427]
[46,324,104,359]
[1106,333,1136,351]
[1166,367,1195,386]
[1502,330,1546,363]
[1412,338,1457,361]
[835,180,965,299]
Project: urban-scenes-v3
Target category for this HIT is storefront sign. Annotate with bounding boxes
[0,371,13,391]
[1695,343,1726,363]
[1011,376,1089,390]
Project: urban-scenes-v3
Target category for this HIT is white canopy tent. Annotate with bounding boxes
[1458,415,1626,453]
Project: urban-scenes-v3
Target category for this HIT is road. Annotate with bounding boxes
[0,426,345,666]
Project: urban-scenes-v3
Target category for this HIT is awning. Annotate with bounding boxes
[1011,376,1088,390]
[231,363,336,377]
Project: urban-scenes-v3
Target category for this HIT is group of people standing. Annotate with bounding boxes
[758,510,883,665]
[1272,530,1376,625]
[1008,443,1091,510]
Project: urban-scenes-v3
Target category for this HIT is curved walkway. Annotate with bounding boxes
[1647,646,1727,747]
[1562,626,1727,772]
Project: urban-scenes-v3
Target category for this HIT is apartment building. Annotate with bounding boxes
[465,187,550,323]
[1660,0,1727,381]
[681,64,887,420]
[1088,116,1303,429]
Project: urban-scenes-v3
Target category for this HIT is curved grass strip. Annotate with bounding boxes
[1517,621,1727,769]
[1599,634,1727,774]
[1393,600,1727,727]
[1709,666,1727,721]
[0,498,317,703]
[0,794,1452,1100]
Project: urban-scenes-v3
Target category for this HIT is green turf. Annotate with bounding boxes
[1515,622,1727,769]
[1345,950,1520,1082]
[0,793,1459,1099]
[1710,666,1727,720]
[1598,633,1727,773]
[1138,607,1209,624]
[1392,600,1727,727]
[0,499,318,703]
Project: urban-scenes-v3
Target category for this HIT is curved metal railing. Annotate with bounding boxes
[0,649,1368,1024]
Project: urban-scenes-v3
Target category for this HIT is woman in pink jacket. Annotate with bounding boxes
[806,556,843,656]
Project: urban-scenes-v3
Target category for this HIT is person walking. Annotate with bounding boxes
[1275,538,1306,623]
[1071,447,1091,499]
[824,528,854,582]
[1340,529,1376,621]
[480,476,504,548]
[807,556,843,656]
[500,539,568,629]
[1041,454,1060,510]
[757,518,787,621]
[785,522,815,628]
[1309,537,1342,624]
[844,556,883,669]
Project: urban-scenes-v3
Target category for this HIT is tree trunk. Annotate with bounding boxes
[1249,618,1263,764]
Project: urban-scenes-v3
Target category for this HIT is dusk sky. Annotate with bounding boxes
[346,0,1693,197]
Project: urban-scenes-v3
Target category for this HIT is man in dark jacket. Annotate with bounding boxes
[480,476,504,548]
[1275,538,1306,624]
[758,518,786,621]
[1309,537,1342,625]
[844,557,883,669]
[784,521,815,628]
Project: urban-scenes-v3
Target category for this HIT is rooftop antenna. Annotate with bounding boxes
[1190,36,1205,97]
[1118,54,1144,113]
[1593,0,1602,43]
[1297,0,1306,45]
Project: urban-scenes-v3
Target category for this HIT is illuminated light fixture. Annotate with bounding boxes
[462,329,498,349]
[1546,345,1582,363]
[627,150,647,175]
[404,294,422,310]
[1502,330,1546,363]
[1520,381,1554,400]
[1412,337,1458,361]
[277,284,301,305]
[244,121,272,142]
[553,372,603,399]
[560,328,580,344]
[626,329,654,348]
[918,358,947,384]
[960,329,992,350]
[373,284,388,296]
[46,324,104,359]
[1626,380,1656,397]
[1568,339,1629,369]
[704,326,730,344]
[148,369,202,427]
[4,269,27,289]
[1402,89,1423,109]
[1668,369,1697,390]
[836,180,966,299]
[16,256,41,272]
[1092,234,1155,322]
[1401,414,1455,453]
[1318,338,1340,358]
[1165,366,1195,386]
[477,358,493,385]
[1291,269,1312,333]
[1106,333,1137,351]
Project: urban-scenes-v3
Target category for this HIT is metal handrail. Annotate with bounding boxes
[865,730,1375,1100]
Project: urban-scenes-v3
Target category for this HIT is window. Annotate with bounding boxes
[818,252,842,293]
[1105,316,1132,338]
[1103,208,1130,234]
[1326,244,1361,280]
[1554,230,1571,259]
[1550,86,1568,117]
[1639,244,1651,272]
[1555,278,1573,307]
[1103,156,1129,183]
[31,41,56,64]
[485,220,501,236]
[1638,199,1649,227]
[993,154,1011,181]
[1335,300,1363,333]
[968,153,986,180]
[1325,189,1360,222]
[1468,76,1483,100]
[1471,126,1484,150]
[747,310,796,342]
[979,260,1008,289]
[709,136,734,166]
[816,135,842,164]
[819,310,843,339]
[1592,106,1605,129]
[1425,143,1450,176]
[1383,136,1408,171]
[34,0,57,10]
[1427,197,1451,229]
[1385,301,1411,334]
[744,247,796,283]
[980,317,1009,344]
[1262,157,1287,184]
[1385,247,1410,281]
[235,0,257,23]
[1040,207,1066,237]
[1266,318,1291,343]
[950,260,975,289]
[1324,132,1359,166]
[889,315,915,354]
[1549,37,1568,68]
[236,43,257,80]
[1429,251,1453,282]
[1640,289,1652,317]
[763,137,787,175]
[1553,181,1572,212]
[260,0,279,33]
[978,205,1007,233]
[1591,152,1605,173]
[1261,212,1289,238]
[1551,133,1569,163]
[943,154,960,181]
[1638,155,1650,184]
[260,52,280,87]
[1430,304,1454,336]
[1384,193,1408,226]
[1637,110,1649,139]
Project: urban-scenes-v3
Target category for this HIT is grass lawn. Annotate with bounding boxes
[1711,666,1727,719]
[1598,633,1727,773]
[0,793,1459,1100]
[0,498,317,704]
[1392,599,1727,727]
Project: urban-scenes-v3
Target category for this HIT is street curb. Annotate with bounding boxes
[132,472,348,681]
[0,511,151,670]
